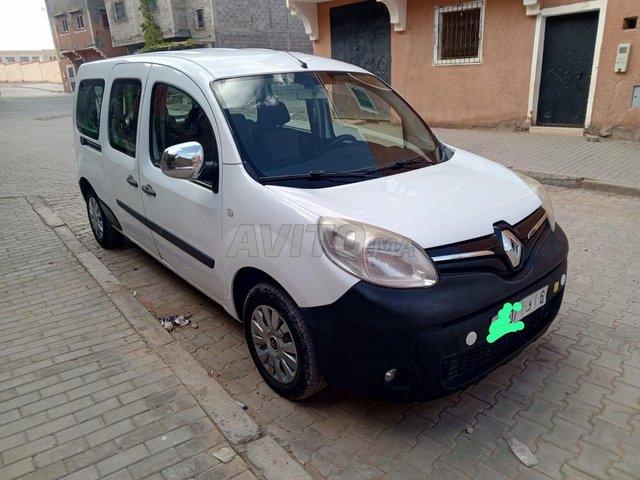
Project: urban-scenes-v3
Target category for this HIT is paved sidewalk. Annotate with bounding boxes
[0,197,309,480]
[434,128,640,193]
[2,82,66,93]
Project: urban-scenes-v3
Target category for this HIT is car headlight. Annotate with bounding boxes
[318,217,438,288]
[516,172,556,231]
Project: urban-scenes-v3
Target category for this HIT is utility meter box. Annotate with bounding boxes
[615,43,631,73]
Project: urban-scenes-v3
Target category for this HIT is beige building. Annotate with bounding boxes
[288,0,640,140]
[0,50,63,84]
[0,50,59,64]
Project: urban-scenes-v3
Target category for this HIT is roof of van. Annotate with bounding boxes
[78,48,368,80]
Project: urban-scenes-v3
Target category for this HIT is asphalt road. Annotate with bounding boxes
[1,85,639,480]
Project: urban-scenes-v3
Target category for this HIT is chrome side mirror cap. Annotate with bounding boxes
[161,142,204,180]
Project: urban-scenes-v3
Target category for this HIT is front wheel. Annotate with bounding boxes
[244,283,325,400]
[86,191,124,249]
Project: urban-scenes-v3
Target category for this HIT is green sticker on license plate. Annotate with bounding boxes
[487,302,524,344]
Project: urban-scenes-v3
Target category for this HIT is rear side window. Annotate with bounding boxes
[76,79,104,140]
[108,79,142,157]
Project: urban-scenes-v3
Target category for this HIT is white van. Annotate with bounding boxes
[74,49,568,401]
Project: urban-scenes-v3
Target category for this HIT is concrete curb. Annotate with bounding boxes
[26,195,313,480]
[513,168,640,198]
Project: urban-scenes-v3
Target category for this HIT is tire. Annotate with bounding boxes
[86,191,124,249]
[244,282,325,400]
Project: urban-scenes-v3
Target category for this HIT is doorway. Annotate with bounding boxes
[536,11,599,127]
[330,0,391,84]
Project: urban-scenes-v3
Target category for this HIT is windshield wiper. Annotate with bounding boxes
[258,169,369,183]
[364,156,432,175]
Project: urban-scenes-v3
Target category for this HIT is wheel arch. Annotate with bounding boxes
[79,177,94,201]
[231,267,291,322]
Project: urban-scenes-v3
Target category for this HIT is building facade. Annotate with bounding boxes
[45,0,129,91]
[0,50,59,64]
[0,50,63,84]
[104,0,311,53]
[288,0,640,140]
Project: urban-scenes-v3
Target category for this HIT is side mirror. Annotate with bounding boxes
[161,141,204,180]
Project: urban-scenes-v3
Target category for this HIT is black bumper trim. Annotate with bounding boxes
[301,225,569,401]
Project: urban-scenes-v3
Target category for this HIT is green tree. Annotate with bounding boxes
[140,0,163,47]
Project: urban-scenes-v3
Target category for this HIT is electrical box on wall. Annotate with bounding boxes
[615,43,631,73]
[633,86,640,108]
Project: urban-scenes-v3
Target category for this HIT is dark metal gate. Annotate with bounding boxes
[330,1,391,84]
[536,11,599,127]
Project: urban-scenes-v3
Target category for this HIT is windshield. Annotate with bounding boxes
[212,71,450,188]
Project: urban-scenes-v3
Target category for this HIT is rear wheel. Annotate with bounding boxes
[86,191,124,249]
[244,282,325,400]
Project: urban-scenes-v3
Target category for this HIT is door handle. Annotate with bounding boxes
[141,184,156,197]
[126,175,138,188]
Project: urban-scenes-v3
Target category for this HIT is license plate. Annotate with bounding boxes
[492,285,548,325]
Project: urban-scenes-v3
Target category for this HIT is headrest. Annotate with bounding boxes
[257,101,290,127]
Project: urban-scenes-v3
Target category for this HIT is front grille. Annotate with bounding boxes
[440,299,555,389]
[427,208,548,276]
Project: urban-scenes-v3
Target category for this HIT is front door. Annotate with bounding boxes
[137,64,225,303]
[330,0,391,83]
[536,11,599,127]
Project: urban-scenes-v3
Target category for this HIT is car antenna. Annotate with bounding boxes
[287,52,308,69]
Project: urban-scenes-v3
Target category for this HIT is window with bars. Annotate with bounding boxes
[434,1,484,65]
[75,13,85,31]
[194,8,205,29]
[58,16,69,34]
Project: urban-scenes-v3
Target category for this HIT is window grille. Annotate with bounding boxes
[75,14,85,31]
[434,1,484,65]
[58,16,69,34]
[194,8,205,29]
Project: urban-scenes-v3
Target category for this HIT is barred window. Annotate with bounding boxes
[434,1,484,65]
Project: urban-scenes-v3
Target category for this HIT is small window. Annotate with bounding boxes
[150,83,218,188]
[5,57,15,63]
[58,16,69,34]
[194,8,205,29]
[19,56,29,63]
[99,9,110,29]
[434,1,484,65]
[77,79,105,140]
[75,13,85,31]
[109,79,142,157]
[148,0,157,12]
[32,56,40,62]
[623,17,638,30]
[114,2,126,20]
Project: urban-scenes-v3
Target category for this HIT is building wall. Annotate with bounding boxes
[0,50,59,63]
[0,61,63,83]
[49,0,96,53]
[105,0,147,47]
[316,0,536,128]
[588,0,640,140]
[213,0,311,51]
[313,0,639,139]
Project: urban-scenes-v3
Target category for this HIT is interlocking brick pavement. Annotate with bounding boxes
[0,197,257,479]
[2,84,640,479]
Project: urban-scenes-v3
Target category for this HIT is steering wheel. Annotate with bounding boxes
[324,134,360,150]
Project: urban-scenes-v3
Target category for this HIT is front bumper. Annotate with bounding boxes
[301,225,569,401]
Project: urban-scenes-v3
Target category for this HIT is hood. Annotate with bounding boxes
[265,148,541,249]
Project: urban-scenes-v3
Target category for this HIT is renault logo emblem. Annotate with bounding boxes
[500,230,522,268]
